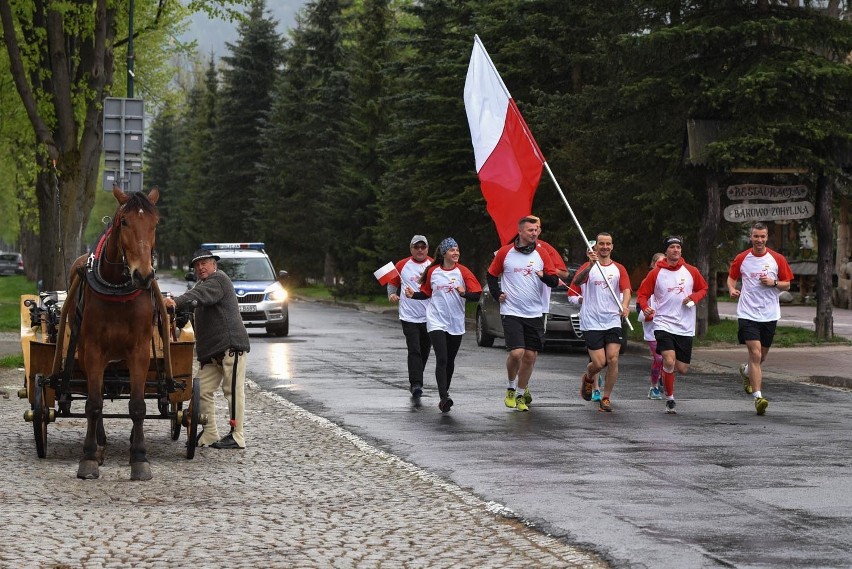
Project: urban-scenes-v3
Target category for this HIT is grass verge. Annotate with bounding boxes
[1,353,24,368]
[0,276,37,331]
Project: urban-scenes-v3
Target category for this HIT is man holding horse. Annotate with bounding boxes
[164,248,250,449]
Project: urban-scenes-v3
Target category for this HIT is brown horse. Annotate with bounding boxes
[71,185,162,480]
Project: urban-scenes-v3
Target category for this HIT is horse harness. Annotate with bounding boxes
[84,210,147,302]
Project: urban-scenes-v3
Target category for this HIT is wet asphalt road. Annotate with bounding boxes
[233,298,852,569]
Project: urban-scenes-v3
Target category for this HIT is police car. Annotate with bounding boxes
[193,243,290,336]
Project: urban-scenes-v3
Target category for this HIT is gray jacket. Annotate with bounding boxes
[174,270,250,362]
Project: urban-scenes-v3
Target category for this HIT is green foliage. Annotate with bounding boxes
[0,354,25,368]
[256,0,355,285]
[0,276,36,332]
[694,318,847,347]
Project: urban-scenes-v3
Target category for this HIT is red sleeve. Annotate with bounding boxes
[420,266,435,297]
[770,250,794,281]
[568,262,591,297]
[616,262,632,294]
[539,241,567,271]
[540,250,557,276]
[390,257,411,288]
[728,251,747,280]
[636,268,660,310]
[686,265,709,303]
[459,265,482,293]
[488,245,511,277]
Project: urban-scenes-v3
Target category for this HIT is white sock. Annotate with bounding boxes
[753,391,762,399]
[508,379,518,390]
[743,363,750,375]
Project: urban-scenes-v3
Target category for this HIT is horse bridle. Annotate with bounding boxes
[88,205,143,290]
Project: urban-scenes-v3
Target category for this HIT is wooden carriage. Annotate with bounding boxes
[18,291,205,459]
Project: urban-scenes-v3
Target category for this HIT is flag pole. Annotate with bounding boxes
[471,35,631,329]
[543,162,633,330]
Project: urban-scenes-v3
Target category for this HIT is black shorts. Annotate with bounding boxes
[737,318,777,348]
[501,314,545,352]
[654,330,694,364]
[583,327,623,351]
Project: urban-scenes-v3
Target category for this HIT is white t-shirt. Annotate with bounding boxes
[638,262,706,336]
[639,296,656,342]
[570,261,630,331]
[420,263,481,335]
[392,257,431,323]
[728,248,793,322]
[488,245,556,318]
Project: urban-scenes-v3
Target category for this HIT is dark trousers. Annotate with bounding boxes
[401,320,431,389]
[428,330,462,400]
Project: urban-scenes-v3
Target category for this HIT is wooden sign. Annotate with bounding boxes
[726,184,808,201]
[723,201,814,222]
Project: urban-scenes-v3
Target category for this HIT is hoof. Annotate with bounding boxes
[77,460,100,480]
[130,462,153,481]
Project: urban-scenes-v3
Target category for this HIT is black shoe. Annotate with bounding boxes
[411,385,423,399]
[211,433,244,449]
[438,397,453,413]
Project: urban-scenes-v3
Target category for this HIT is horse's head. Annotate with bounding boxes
[112,185,160,290]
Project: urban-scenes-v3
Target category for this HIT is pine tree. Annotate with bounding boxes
[257,0,354,286]
[209,0,284,241]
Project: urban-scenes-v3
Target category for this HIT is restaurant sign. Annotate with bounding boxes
[723,201,814,222]
[726,184,808,201]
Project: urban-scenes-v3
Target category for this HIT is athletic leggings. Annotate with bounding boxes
[647,340,663,384]
[428,330,462,400]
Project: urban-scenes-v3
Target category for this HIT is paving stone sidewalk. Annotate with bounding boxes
[0,368,605,569]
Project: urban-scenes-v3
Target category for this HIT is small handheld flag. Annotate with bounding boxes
[373,262,398,286]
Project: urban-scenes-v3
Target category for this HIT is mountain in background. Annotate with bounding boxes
[185,1,307,58]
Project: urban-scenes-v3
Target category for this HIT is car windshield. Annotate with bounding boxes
[216,258,275,281]
[0,254,19,261]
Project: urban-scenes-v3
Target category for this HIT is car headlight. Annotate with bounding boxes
[265,284,288,302]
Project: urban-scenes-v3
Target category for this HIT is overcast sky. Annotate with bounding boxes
[184,1,307,58]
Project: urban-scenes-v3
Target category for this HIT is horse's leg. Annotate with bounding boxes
[128,348,152,481]
[77,361,104,480]
[95,416,107,465]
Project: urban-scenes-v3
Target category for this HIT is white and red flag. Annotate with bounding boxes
[464,35,545,245]
[373,261,398,286]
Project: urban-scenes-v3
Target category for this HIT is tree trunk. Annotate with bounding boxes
[695,170,721,336]
[814,173,834,339]
[1,0,116,291]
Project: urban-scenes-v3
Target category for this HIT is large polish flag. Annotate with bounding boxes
[464,35,545,245]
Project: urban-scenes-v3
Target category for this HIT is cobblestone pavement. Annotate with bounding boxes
[0,368,606,569]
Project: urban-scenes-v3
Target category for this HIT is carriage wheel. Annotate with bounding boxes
[170,402,183,441]
[32,376,49,459]
[186,378,201,460]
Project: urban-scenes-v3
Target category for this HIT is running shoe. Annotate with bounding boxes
[439,397,454,413]
[504,388,517,408]
[648,386,662,400]
[580,373,594,401]
[598,397,612,412]
[739,363,753,394]
[515,396,529,412]
[522,388,533,405]
[665,399,677,414]
[591,389,601,402]
[754,397,768,416]
[411,385,423,399]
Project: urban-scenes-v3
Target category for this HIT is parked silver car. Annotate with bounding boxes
[475,265,585,349]
[0,252,24,276]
